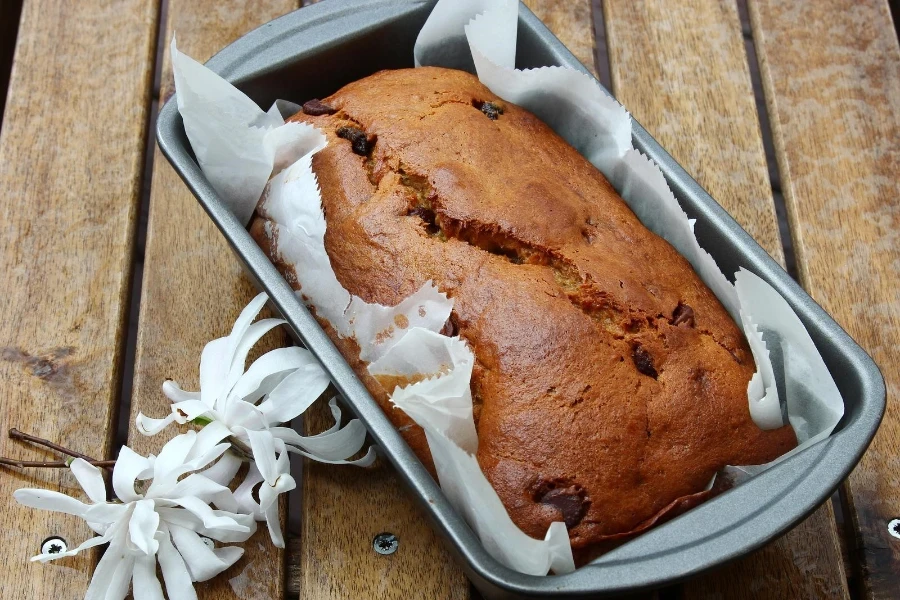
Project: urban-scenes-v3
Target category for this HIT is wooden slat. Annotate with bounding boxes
[126,2,299,599]
[523,0,598,77]
[604,0,783,261]
[603,1,850,598]
[297,408,469,599]
[0,0,158,597]
[747,0,900,597]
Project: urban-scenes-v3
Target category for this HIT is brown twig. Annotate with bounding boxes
[8,428,100,462]
[0,457,117,469]
[227,436,255,462]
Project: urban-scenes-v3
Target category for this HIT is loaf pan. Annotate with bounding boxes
[155,1,885,597]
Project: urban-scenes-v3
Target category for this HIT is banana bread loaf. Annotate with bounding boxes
[249,66,796,559]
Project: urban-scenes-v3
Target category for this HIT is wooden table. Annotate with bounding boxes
[0,0,897,598]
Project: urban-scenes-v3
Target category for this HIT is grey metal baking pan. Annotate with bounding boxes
[156,1,885,597]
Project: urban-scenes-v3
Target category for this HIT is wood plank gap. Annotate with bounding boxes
[113,0,166,458]
[152,0,168,100]
[735,0,797,281]
[0,0,23,129]
[891,0,900,36]
[590,0,612,90]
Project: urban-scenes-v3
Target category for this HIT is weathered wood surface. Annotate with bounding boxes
[0,0,158,597]
[125,2,299,599]
[523,0,598,77]
[297,410,469,599]
[603,1,850,598]
[747,0,900,597]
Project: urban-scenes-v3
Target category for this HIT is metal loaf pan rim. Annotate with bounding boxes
[156,1,885,597]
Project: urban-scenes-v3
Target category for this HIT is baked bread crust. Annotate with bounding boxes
[250,67,796,559]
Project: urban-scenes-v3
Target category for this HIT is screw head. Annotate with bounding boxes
[888,519,900,540]
[41,536,68,556]
[372,532,398,555]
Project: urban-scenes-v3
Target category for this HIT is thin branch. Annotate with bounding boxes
[227,436,255,462]
[8,428,100,462]
[0,457,116,469]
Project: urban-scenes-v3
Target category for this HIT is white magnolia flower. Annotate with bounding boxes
[234,431,294,548]
[136,292,375,546]
[14,429,255,600]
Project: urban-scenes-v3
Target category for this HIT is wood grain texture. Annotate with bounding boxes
[0,0,158,597]
[603,1,850,598]
[297,407,468,600]
[126,2,298,599]
[523,0,597,77]
[747,0,900,597]
[604,0,783,262]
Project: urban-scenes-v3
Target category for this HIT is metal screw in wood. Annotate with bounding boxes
[372,532,398,555]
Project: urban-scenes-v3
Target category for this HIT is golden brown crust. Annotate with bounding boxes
[250,67,796,557]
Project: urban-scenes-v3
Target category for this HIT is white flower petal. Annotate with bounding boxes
[259,471,295,513]
[224,292,269,363]
[161,379,201,403]
[30,529,112,563]
[256,361,330,425]
[147,443,230,501]
[154,507,204,531]
[274,418,367,462]
[234,463,265,519]
[247,429,281,482]
[201,451,242,487]
[230,346,310,404]
[169,473,231,505]
[113,446,153,502]
[288,444,378,467]
[224,400,268,431]
[157,507,256,543]
[170,399,216,422]
[223,318,285,404]
[258,448,294,520]
[211,546,244,574]
[264,500,285,549]
[68,458,107,504]
[199,336,231,410]
[129,499,160,556]
[83,500,130,526]
[184,420,232,463]
[153,431,197,482]
[169,525,243,582]
[107,556,135,600]
[84,540,132,600]
[272,399,371,463]
[14,488,91,518]
[157,530,198,600]
[132,553,164,600]
[320,396,346,435]
[135,411,181,436]
[173,496,253,535]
